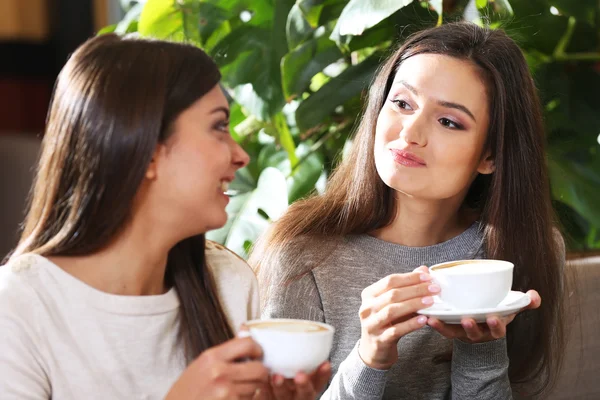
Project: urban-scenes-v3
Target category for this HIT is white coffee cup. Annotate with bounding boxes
[429,259,514,310]
[241,318,334,378]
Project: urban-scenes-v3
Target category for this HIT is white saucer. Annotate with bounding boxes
[417,291,531,324]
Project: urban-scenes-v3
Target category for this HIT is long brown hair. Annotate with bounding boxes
[9,34,233,361]
[251,22,564,395]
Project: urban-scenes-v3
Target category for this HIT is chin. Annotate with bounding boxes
[205,214,229,232]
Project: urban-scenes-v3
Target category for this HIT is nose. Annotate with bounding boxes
[400,114,427,147]
[231,141,250,170]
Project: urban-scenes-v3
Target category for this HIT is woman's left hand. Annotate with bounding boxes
[427,290,541,343]
[253,362,331,400]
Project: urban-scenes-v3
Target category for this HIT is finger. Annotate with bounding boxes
[380,314,429,342]
[412,265,430,274]
[486,316,507,339]
[311,362,331,392]
[251,384,273,400]
[362,272,432,299]
[214,337,264,362]
[461,318,485,342]
[369,282,441,313]
[228,361,270,383]
[270,375,293,400]
[371,297,435,330]
[427,317,462,339]
[233,382,264,397]
[294,372,317,399]
[523,290,541,310]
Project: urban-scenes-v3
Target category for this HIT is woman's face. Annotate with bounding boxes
[150,85,249,234]
[374,54,494,202]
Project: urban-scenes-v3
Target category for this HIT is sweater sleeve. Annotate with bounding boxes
[260,255,388,399]
[0,269,51,399]
[450,338,512,399]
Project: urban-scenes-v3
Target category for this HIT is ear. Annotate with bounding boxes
[145,145,165,180]
[477,151,495,175]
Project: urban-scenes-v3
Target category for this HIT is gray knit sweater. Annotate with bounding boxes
[261,222,514,400]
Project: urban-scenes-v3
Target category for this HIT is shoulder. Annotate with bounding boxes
[205,240,259,328]
[205,240,256,284]
[0,254,48,329]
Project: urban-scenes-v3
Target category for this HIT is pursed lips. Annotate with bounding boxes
[389,148,427,167]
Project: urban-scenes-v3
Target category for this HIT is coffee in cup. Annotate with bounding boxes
[429,259,514,310]
[241,318,334,378]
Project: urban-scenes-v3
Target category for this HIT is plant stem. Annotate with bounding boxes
[552,16,600,62]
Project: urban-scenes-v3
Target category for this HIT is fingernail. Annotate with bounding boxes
[462,321,473,329]
[422,296,434,305]
[274,375,284,386]
[417,316,428,324]
[488,318,498,327]
[420,274,432,281]
[428,284,440,293]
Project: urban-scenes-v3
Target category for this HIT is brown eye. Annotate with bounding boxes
[438,118,463,130]
[214,120,230,133]
[391,99,412,110]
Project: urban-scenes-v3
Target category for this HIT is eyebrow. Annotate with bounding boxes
[396,80,477,123]
[210,106,230,119]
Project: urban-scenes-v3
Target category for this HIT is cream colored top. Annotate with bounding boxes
[0,241,259,399]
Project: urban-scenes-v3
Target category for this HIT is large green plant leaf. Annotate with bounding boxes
[548,155,600,228]
[281,34,343,99]
[209,1,292,121]
[139,0,185,40]
[206,167,289,258]
[297,0,346,27]
[287,144,325,202]
[287,4,314,50]
[115,2,143,34]
[295,53,381,131]
[330,0,414,45]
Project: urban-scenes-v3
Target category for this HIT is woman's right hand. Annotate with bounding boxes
[357,266,439,370]
[165,337,269,400]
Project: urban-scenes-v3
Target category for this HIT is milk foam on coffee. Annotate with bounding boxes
[433,263,506,274]
[250,321,328,332]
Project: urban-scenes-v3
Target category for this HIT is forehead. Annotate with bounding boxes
[186,84,228,114]
[392,54,488,113]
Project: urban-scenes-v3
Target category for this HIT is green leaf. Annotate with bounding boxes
[295,53,382,131]
[428,0,443,25]
[548,155,600,228]
[331,0,414,45]
[115,2,143,34]
[138,0,184,41]
[476,0,488,8]
[184,2,230,45]
[97,24,118,35]
[286,4,314,50]
[273,113,299,167]
[298,0,326,27]
[281,34,343,99]
[287,144,325,202]
[297,0,347,27]
[206,167,289,258]
[212,25,285,120]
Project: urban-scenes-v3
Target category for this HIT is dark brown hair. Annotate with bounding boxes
[10,33,233,361]
[251,22,564,395]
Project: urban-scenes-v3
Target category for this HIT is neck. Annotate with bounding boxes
[49,220,178,296]
[372,193,475,247]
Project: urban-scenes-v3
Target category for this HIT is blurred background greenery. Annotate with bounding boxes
[103,0,600,258]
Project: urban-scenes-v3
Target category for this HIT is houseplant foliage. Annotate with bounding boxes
[103,0,600,257]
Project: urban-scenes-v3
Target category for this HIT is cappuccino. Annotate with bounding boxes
[249,321,329,333]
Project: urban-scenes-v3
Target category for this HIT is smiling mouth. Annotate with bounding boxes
[220,180,240,197]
